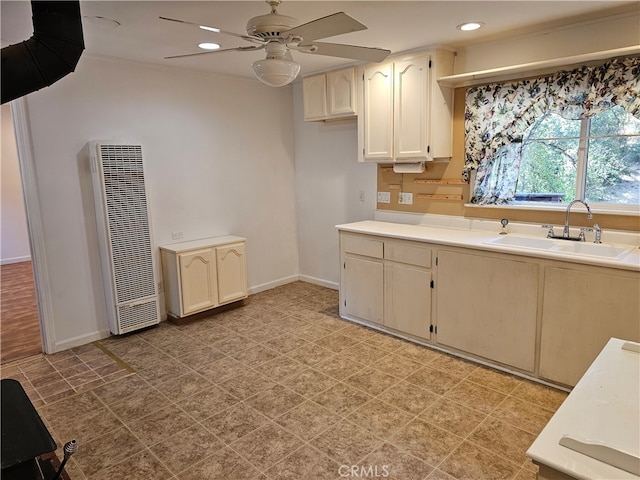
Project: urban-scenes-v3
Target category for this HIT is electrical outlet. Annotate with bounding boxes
[359,190,365,203]
[171,231,184,240]
[377,191,391,203]
[399,192,414,205]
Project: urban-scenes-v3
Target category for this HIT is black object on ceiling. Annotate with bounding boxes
[1,1,84,105]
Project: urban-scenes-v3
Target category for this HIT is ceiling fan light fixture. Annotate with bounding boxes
[252,58,300,87]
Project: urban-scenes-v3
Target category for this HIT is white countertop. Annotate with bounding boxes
[526,338,640,480]
[159,235,245,253]
[335,220,640,271]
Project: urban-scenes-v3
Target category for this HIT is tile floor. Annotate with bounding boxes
[0,281,569,480]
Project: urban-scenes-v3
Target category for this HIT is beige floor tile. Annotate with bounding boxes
[406,366,464,395]
[514,467,538,479]
[444,380,507,414]
[420,396,487,437]
[180,384,238,421]
[313,353,367,380]
[376,380,440,415]
[108,385,170,424]
[426,468,458,479]
[50,405,123,445]
[158,370,212,400]
[438,441,521,480]
[340,342,390,365]
[197,356,247,384]
[285,342,336,366]
[262,332,309,354]
[39,390,104,422]
[178,445,260,480]
[394,342,442,364]
[347,398,415,438]
[391,418,463,466]
[311,382,371,416]
[310,420,384,465]
[217,368,276,399]
[88,449,172,480]
[281,367,339,397]
[468,417,537,466]
[128,404,196,447]
[511,381,568,412]
[177,346,226,371]
[202,402,270,444]
[210,334,257,355]
[275,399,342,441]
[231,344,281,366]
[313,332,362,353]
[252,355,307,382]
[136,358,193,387]
[150,423,222,475]
[244,383,305,419]
[491,396,555,435]
[362,442,435,480]
[73,426,145,476]
[265,444,340,480]
[230,421,302,471]
[429,354,478,378]
[361,331,406,352]
[343,366,401,395]
[370,352,423,379]
[91,374,150,404]
[467,366,522,395]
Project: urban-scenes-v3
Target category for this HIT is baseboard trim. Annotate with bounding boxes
[1,256,32,265]
[53,330,111,353]
[298,274,338,291]
[248,275,300,295]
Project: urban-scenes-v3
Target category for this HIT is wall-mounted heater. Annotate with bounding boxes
[89,142,160,334]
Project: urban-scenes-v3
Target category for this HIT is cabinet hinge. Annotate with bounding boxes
[435,256,438,266]
[428,59,432,68]
[427,145,430,153]
[344,300,347,307]
[430,280,434,288]
[429,325,437,334]
[343,262,346,269]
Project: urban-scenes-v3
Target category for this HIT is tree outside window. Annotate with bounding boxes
[517,105,640,205]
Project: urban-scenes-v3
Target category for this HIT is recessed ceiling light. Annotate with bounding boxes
[198,42,220,50]
[457,22,485,31]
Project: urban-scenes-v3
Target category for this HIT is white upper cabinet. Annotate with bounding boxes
[358,49,455,162]
[303,67,357,121]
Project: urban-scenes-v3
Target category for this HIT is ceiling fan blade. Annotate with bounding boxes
[301,42,391,62]
[284,12,366,43]
[164,45,263,60]
[159,16,265,44]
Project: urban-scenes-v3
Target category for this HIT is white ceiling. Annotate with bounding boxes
[1,1,637,82]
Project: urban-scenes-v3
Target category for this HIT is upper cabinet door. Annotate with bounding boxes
[302,74,327,121]
[327,68,356,118]
[394,56,429,160]
[363,62,394,160]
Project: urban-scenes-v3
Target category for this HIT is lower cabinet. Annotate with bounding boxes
[436,250,538,372]
[160,236,248,319]
[339,229,639,387]
[339,232,432,340]
[538,266,640,386]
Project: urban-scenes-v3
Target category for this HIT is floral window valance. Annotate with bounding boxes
[464,56,640,204]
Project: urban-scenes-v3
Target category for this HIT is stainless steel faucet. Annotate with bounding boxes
[563,200,592,238]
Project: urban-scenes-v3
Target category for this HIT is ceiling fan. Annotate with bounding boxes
[160,0,391,87]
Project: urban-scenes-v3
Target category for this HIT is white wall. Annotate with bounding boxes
[292,83,377,288]
[1,104,31,264]
[23,54,299,351]
[454,9,639,73]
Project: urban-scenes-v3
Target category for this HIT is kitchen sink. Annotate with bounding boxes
[485,235,558,250]
[555,242,633,259]
[485,235,634,260]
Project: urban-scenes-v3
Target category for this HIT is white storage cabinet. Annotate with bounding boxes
[160,236,247,319]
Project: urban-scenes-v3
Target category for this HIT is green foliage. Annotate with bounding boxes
[516,107,640,204]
